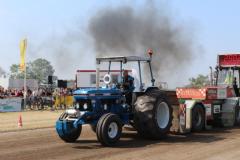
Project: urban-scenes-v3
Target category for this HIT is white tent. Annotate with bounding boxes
[0,76,9,89]
[8,79,38,90]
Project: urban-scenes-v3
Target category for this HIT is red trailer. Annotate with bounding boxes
[172,54,240,133]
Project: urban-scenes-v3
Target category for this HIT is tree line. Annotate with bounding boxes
[9,58,55,84]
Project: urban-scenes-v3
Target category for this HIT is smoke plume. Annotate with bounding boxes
[88,3,197,87]
[28,28,94,79]
[29,1,199,88]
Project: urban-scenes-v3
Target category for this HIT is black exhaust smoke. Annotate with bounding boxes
[88,2,198,88]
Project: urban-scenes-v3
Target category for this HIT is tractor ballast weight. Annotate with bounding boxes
[56,52,173,146]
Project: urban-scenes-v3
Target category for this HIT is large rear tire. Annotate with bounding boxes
[191,104,205,132]
[134,90,173,139]
[96,113,122,146]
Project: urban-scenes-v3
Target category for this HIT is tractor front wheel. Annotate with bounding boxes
[96,113,122,146]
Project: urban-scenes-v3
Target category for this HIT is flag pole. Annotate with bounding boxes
[20,38,27,110]
[24,63,27,109]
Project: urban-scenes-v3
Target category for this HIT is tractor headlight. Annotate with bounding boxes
[83,103,88,110]
[75,103,80,109]
[104,104,108,110]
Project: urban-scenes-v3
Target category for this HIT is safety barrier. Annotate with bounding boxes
[0,98,22,112]
[0,96,74,111]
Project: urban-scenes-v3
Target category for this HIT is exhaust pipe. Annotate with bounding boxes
[96,67,100,89]
[209,66,213,86]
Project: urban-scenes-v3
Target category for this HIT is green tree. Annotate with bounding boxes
[10,58,55,84]
[187,74,210,88]
[10,63,31,79]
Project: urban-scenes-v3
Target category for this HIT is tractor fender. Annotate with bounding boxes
[144,87,159,93]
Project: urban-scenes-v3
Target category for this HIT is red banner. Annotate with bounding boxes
[176,88,206,99]
[218,54,240,67]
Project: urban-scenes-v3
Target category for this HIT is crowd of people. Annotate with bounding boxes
[0,85,74,110]
[0,86,73,98]
[0,86,24,98]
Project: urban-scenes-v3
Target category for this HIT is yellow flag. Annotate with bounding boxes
[19,39,27,72]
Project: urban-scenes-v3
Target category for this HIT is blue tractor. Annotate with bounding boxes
[56,52,173,146]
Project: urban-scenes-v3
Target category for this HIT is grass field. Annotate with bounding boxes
[0,111,63,132]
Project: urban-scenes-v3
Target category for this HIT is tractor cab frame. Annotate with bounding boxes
[96,55,155,91]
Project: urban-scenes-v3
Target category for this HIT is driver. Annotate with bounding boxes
[121,70,135,106]
[122,70,135,92]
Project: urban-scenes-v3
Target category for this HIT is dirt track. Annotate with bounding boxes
[0,126,240,160]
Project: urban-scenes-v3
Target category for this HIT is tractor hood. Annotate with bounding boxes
[73,88,122,100]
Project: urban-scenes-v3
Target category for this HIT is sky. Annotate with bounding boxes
[0,0,240,88]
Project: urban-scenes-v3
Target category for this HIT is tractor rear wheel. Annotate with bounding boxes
[191,104,205,132]
[96,113,122,146]
[134,90,173,139]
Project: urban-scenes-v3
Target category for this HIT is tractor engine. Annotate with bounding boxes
[60,88,129,125]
